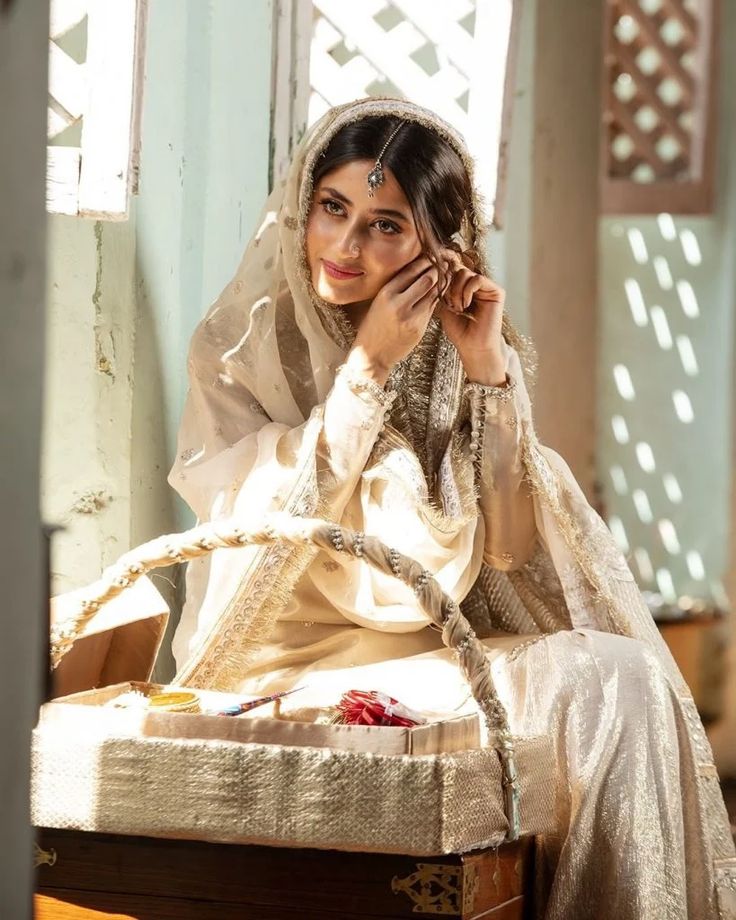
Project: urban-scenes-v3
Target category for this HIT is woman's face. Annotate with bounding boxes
[305,159,424,308]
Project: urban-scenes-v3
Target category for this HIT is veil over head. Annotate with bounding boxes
[168,99,735,905]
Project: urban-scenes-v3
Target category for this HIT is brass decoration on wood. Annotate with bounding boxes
[462,863,480,914]
[391,861,477,915]
[33,843,57,869]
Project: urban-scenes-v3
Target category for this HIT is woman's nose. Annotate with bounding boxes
[336,223,362,257]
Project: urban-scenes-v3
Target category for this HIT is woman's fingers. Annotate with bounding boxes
[411,286,441,330]
[462,275,484,309]
[388,255,433,295]
[403,265,438,310]
[447,265,474,311]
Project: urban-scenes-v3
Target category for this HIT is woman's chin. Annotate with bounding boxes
[313,278,374,307]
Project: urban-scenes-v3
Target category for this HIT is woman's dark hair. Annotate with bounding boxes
[311,116,481,285]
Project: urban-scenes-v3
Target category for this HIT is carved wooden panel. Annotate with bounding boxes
[302,0,519,227]
[47,0,146,219]
[601,0,719,213]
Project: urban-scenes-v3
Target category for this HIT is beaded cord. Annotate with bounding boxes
[414,568,430,592]
[455,627,477,655]
[330,525,345,552]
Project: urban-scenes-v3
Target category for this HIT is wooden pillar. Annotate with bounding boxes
[704,0,736,778]
[505,0,604,501]
[0,0,50,916]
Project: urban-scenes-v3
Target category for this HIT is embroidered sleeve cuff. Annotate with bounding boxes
[463,373,517,403]
[463,373,520,469]
[335,363,398,411]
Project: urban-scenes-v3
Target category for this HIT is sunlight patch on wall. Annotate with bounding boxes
[613,364,636,400]
[649,305,673,349]
[634,546,654,582]
[633,488,654,523]
[608,515,630,553]
[685,550,705,581]
[662,473,683,504]
[672,389,694,423]
[635,441,656,472]
[624,278,649,326]
[679,229,702,266]
[675,335,698,376]
[611,414,630,444]
[658,518,680,554]
[609,464,628,495]
[655,567,677,603]
[676,279,700,318]
[626,227,648,264]
[657,212,677,241]
[652,255,674,290]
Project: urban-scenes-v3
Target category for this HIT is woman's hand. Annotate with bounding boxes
[348,255,439,386]
[436,248,507,385]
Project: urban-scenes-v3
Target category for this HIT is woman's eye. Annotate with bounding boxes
[319,199,398,235]
[321,199,343,215]
[375,219,399,234]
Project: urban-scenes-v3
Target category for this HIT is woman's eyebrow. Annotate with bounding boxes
[320,186,410,223]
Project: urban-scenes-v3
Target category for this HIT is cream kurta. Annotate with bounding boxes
[173,345,533,712]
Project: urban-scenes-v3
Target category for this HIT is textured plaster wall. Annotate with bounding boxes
[43,217,137,592]
[42,0,274,604]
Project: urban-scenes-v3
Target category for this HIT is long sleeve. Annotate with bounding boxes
[170,363,395,527]
[315,363,397,518]
[170,363,396,666]
[464,373,538,571]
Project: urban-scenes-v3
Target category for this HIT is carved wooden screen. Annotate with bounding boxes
[47,0,146,219]
[601,0,719,214]
[271,0,520,228]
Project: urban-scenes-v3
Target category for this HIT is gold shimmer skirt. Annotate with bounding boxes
[239,624,721,919]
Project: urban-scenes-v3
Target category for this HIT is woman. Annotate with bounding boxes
[169,97,736,918]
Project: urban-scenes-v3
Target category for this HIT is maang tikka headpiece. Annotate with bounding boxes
[366,120,407,197]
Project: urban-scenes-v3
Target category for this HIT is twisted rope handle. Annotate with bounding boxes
[49,512,521,840]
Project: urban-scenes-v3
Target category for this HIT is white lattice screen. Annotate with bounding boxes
[601,0,718,214]
[271,0,517,227]
[47,0,146,219]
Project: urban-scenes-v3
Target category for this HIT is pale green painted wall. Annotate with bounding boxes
[487,0,535,338]
[43,0,274,599]
[131,0,274,542]
[598,213,733,605]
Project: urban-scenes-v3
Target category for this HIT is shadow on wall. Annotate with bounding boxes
[598,212,731,611]
[132,250,183,683]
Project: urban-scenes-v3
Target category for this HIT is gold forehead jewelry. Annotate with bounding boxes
[366,120,407,197]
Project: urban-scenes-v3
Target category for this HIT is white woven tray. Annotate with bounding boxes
[31,727,555,855]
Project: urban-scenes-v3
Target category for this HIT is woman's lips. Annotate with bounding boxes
[322,259,364,281]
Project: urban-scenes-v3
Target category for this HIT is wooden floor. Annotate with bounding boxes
[35,828,535,919]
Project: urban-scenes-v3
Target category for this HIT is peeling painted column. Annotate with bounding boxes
[0,0,49,914]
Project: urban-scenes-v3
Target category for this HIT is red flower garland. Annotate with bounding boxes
[333,689,426,727]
